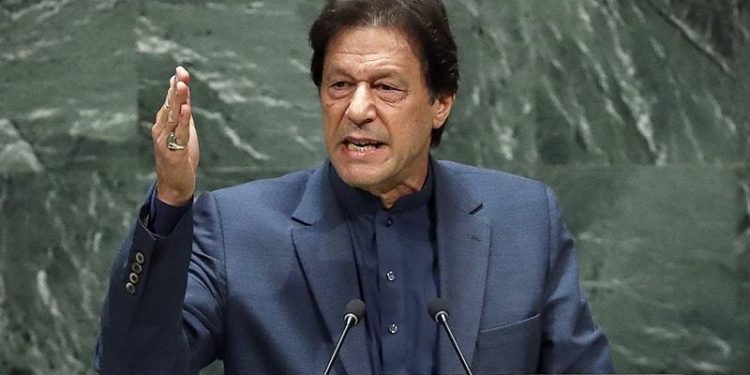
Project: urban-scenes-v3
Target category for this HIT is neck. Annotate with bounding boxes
[367,161,429,209]
[373,180,424,209]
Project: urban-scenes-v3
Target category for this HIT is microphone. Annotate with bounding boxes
[323,299,366,375]
[428,298,473,375]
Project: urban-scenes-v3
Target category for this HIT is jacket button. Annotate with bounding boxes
[388,323,399,334]
[131,262,142,274]
[129,273,139,284]
[125,282,136,294]
[135,252,145,264]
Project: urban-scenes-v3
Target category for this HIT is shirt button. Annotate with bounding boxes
[388,323,399,334]
[385,217,393,227]
[386,270,396,282]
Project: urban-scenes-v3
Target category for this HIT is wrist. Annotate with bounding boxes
[155,184,193,207]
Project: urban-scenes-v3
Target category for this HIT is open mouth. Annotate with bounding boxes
[344,138,384,152]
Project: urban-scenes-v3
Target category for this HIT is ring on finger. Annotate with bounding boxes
[166,131,186,151]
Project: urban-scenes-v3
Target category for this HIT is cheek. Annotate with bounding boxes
[322,104,343,135]
[323,124,339,154]
[404,113,435,144]
[324,99,350,121]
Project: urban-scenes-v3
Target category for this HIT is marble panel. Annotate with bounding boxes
[536,165,749,374]
[0,0,140,373]
[440,0,750,166]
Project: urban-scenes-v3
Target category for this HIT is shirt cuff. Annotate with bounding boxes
[148,189,191,237]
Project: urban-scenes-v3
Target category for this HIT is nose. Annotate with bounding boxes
[345,82,376,126]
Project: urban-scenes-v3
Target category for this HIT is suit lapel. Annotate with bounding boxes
[433,161,491,375]
[291,164,371,375]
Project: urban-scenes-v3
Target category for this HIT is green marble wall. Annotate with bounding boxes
[1,0,748,374]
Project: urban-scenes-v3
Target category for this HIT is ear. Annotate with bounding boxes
[431,94,455,129]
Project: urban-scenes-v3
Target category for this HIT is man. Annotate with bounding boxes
[95,0,613,374]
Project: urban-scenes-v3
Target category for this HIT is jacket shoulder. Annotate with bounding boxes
[437,160,551,201]
[205,167,317,215]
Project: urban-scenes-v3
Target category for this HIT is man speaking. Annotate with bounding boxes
[95,0,613,374]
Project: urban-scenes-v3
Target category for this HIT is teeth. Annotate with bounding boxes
[347,143,377,151]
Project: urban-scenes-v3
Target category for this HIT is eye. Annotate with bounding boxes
[331,81,351,89]
[327,80,353,98]
[375,83,406,102]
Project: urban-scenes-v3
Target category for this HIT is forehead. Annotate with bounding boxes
[324,26,423,74]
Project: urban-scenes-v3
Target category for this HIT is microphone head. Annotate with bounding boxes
[428,298,449,321]
[344,299,366,325]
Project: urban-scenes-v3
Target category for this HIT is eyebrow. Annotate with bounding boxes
[324,66,407,83]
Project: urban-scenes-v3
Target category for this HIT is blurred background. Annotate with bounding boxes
[0,0,748,374]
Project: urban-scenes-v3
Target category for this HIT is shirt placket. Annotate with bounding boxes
[375,209,406,374]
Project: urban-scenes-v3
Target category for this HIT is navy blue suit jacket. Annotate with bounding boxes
[95,160,613,374]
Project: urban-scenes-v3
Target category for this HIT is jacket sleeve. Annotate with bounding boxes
[538,187,614,374]
[95,188,226,375]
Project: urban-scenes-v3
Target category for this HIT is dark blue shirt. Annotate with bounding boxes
[330,165,439,375]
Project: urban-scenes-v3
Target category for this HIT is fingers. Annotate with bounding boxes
[176,66,192,108]
[175,65,191,85]
[166,79,183,132]
[160,65,191,114]
[155,76,176,129]
[154,67,192,143]
[170,78,192,148]
[173,102,192,148]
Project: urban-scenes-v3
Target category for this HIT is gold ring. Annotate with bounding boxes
[166,131,186,151]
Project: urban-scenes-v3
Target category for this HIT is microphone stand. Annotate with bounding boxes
[323,313,358,375]
[434,310,473,375]
[323,299,365,375]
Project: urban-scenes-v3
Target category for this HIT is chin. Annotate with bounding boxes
[335,164,386,190]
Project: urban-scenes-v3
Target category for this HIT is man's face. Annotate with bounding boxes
[321,26,454,195]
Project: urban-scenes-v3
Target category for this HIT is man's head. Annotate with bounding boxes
[310,0,459,147]
[308,0,459,204]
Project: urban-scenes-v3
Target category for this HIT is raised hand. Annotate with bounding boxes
[152,66,199,206]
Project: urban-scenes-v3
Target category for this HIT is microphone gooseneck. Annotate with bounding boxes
[323,299,366,375]
[428,298,473,375]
